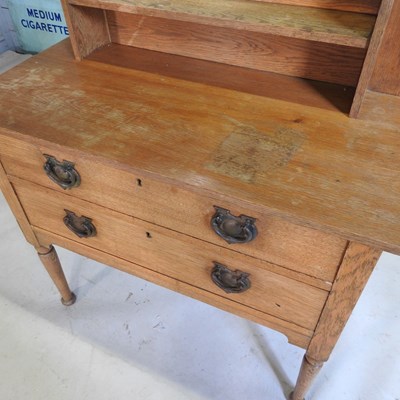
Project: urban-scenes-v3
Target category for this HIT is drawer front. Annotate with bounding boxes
[0,135,346,282]
[13,179,328,331]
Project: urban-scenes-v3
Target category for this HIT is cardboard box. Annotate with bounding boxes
[7,0,69,53]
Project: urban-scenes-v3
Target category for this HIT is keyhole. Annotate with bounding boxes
[136,178,142,187]
[146,232,152,239]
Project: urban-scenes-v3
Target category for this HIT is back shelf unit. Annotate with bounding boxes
[61,0,385,115]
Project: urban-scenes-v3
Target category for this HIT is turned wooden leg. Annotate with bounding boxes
[38,245,76,306]
[289,355,323,400]
[288,243,382,400]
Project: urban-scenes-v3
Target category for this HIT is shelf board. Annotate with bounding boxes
[68,0,375,48]
[86,43,355,113]
[251,0,381,15]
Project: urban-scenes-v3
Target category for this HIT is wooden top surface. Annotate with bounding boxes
[0,41,400,254]
[68,0,375,48]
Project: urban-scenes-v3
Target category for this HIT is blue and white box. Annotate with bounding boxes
[7,0,69,53]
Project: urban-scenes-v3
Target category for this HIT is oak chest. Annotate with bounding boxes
[1,0,400,398]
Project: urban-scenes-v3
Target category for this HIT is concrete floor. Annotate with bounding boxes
[0,51,31,74]
[0,51,399,400]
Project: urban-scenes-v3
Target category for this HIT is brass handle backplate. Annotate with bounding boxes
[211,262,251,294]
[63,210,97,238]
[211,206,257,244]
[43,154,81,190]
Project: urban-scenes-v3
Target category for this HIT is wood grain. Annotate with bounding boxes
[33,227,313,348]
[306,242,381,361]
[0,135,346,286]
[107,12,366,86]
[67,0,375,48]
[368,0,400,96]
[252,0,381,14]
[0,157,41,249]
[61,0,110,59]
[290,355,324,400]
[37,245,76,305]
[357,90,400,127]
[88,43,355,113]
[13,178,329,331]
[350,0,394,117]
[1,41,400,256]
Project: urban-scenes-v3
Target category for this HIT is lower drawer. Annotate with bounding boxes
[13,178,328,333]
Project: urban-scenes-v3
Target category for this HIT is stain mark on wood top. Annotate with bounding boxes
[206,124,304,183]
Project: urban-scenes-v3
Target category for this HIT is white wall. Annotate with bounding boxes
[0,30,6,53]
[0,0,20,52]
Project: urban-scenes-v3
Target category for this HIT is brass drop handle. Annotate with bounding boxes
[43,154,81,190]
[211,206,257,244]
[211,262,251,294]
[63,210,97,238]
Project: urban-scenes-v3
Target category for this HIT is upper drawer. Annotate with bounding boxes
[0,134,347,283]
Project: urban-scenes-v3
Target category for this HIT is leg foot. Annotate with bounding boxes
[61,291,77,306]
[289,391,304,400]
[38,245,76,305]
[290,355,323,400]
